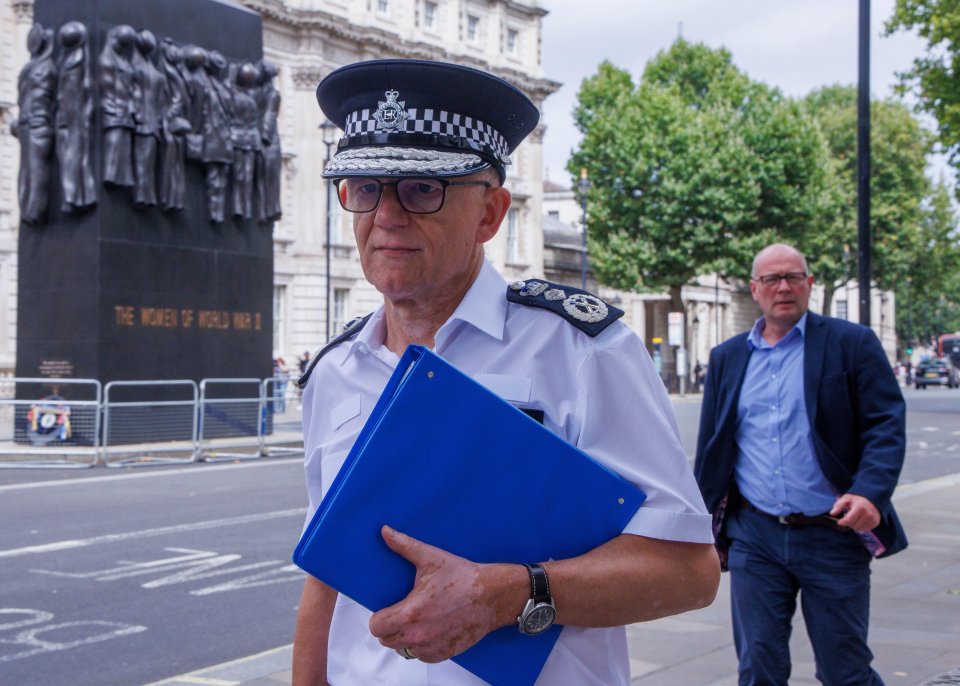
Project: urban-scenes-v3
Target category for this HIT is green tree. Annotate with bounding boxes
[801,86,932,313]
[897,179,960,346]
[569,40,831,313]
[886,0,960,187]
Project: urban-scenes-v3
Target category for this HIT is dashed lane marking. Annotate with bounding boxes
[0,509,305,559]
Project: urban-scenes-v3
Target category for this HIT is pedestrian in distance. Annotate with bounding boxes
[272,355,289,413]
[292,58,720,686]
[694,242,907,686]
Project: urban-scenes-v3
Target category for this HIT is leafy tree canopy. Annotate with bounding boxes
[886,0,960,189]
[800,85,933,308]
[569,39,831,305]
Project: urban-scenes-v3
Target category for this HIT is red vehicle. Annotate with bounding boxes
[938,333,960,366]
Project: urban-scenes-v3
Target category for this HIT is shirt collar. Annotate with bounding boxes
[339,259,507,363]
[436,259,507,348]
[747,311,808,350]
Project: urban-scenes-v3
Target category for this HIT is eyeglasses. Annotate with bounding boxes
[333,177,492,214]
[753,271,808,288]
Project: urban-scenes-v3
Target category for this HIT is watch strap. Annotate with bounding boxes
[524,563,551,603]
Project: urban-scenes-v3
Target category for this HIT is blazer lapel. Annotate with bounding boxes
[718,342,752,431]
[803,311,827,423]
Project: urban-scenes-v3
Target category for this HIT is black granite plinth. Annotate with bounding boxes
[16,0,273,441]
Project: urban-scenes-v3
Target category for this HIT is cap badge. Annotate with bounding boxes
[374,89,407,131]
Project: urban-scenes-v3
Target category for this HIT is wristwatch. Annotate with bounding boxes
[517,563,556,635]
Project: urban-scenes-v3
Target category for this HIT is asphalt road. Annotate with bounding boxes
[0,460,309,686]
[0,386,956,686]
[672,385,960,484]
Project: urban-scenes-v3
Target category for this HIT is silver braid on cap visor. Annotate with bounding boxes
[324,146,488,174]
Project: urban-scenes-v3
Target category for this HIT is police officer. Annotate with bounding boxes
[293,59,719,686]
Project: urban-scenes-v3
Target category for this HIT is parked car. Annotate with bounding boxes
[914,358,960,389]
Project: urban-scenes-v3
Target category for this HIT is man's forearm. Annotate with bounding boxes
[541,533,720,627]
[293,576,337,686]
[369,528,719,662]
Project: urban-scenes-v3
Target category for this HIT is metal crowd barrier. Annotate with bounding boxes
[0,376,305,468]
[0,378,102,469]
[260,377,305,457]
[197,378,264,462]
[102,380,199,467]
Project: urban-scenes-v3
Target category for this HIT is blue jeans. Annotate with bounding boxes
[726,507,883,686]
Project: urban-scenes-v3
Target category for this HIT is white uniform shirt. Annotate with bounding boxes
[301,260,713,686]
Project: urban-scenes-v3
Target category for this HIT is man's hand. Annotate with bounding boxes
[368,525,524,663]
[830,493,880,531]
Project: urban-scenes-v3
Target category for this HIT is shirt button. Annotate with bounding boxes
[772,437,779,443]
[774,469,781,475]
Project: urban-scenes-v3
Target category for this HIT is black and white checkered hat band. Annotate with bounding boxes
[344,108,510,159]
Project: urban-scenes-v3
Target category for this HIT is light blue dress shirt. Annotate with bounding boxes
[734,313,837,516]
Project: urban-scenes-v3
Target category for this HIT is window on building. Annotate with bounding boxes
[467,15,479,41]
[836,299,848,321]
[424,1,437,28]
[377,0,389,13]
[273,285,286,353]
[547,210,559,220]
[506,208,519,263]
[333,288,349,334]
[506,28,518,54]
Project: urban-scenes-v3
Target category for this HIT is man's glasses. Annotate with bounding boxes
[753,272,808,288]
[333,177,492,214]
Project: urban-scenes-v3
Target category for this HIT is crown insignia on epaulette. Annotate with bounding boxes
[507,279,624,336]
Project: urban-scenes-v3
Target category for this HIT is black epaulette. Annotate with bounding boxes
[506,279,624,337]
[297,313,373,388]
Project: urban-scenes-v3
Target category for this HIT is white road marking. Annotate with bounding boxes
[142,644,291,686]
[0,609,53,631]
[0,458,300,494]
[0,509,305,559]
[31,547,303,595]
[0,619,147,663]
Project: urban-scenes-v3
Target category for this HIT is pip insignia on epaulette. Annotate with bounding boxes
[297,313,373,388]
[506,280,624,337]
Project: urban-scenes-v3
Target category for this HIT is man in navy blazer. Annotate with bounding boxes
[695,243,906,686]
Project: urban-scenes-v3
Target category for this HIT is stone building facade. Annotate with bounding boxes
[0,0,559,373]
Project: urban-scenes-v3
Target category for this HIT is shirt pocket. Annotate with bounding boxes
[330,393,362,432]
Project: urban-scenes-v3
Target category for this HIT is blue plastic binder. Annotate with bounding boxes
[292,345,646,686]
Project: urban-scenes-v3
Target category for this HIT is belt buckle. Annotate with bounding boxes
[778,515,790,525]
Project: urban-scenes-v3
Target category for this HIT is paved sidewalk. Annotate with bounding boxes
[150,472,960,686]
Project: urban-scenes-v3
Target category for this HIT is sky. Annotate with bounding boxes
[538,0,937,185]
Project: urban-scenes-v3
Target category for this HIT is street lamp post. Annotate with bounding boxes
[320,120,338,342]
[578,168,589,290]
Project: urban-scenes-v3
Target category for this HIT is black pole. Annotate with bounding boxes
[578,168,589,290]
[324,140,333,342]
[857,0,871,326]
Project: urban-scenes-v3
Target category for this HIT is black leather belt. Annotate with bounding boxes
[739,496,848,531]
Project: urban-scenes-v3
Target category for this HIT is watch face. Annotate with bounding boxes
[522,603,556,635]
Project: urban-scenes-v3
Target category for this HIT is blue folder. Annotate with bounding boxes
[292,345,646,686]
